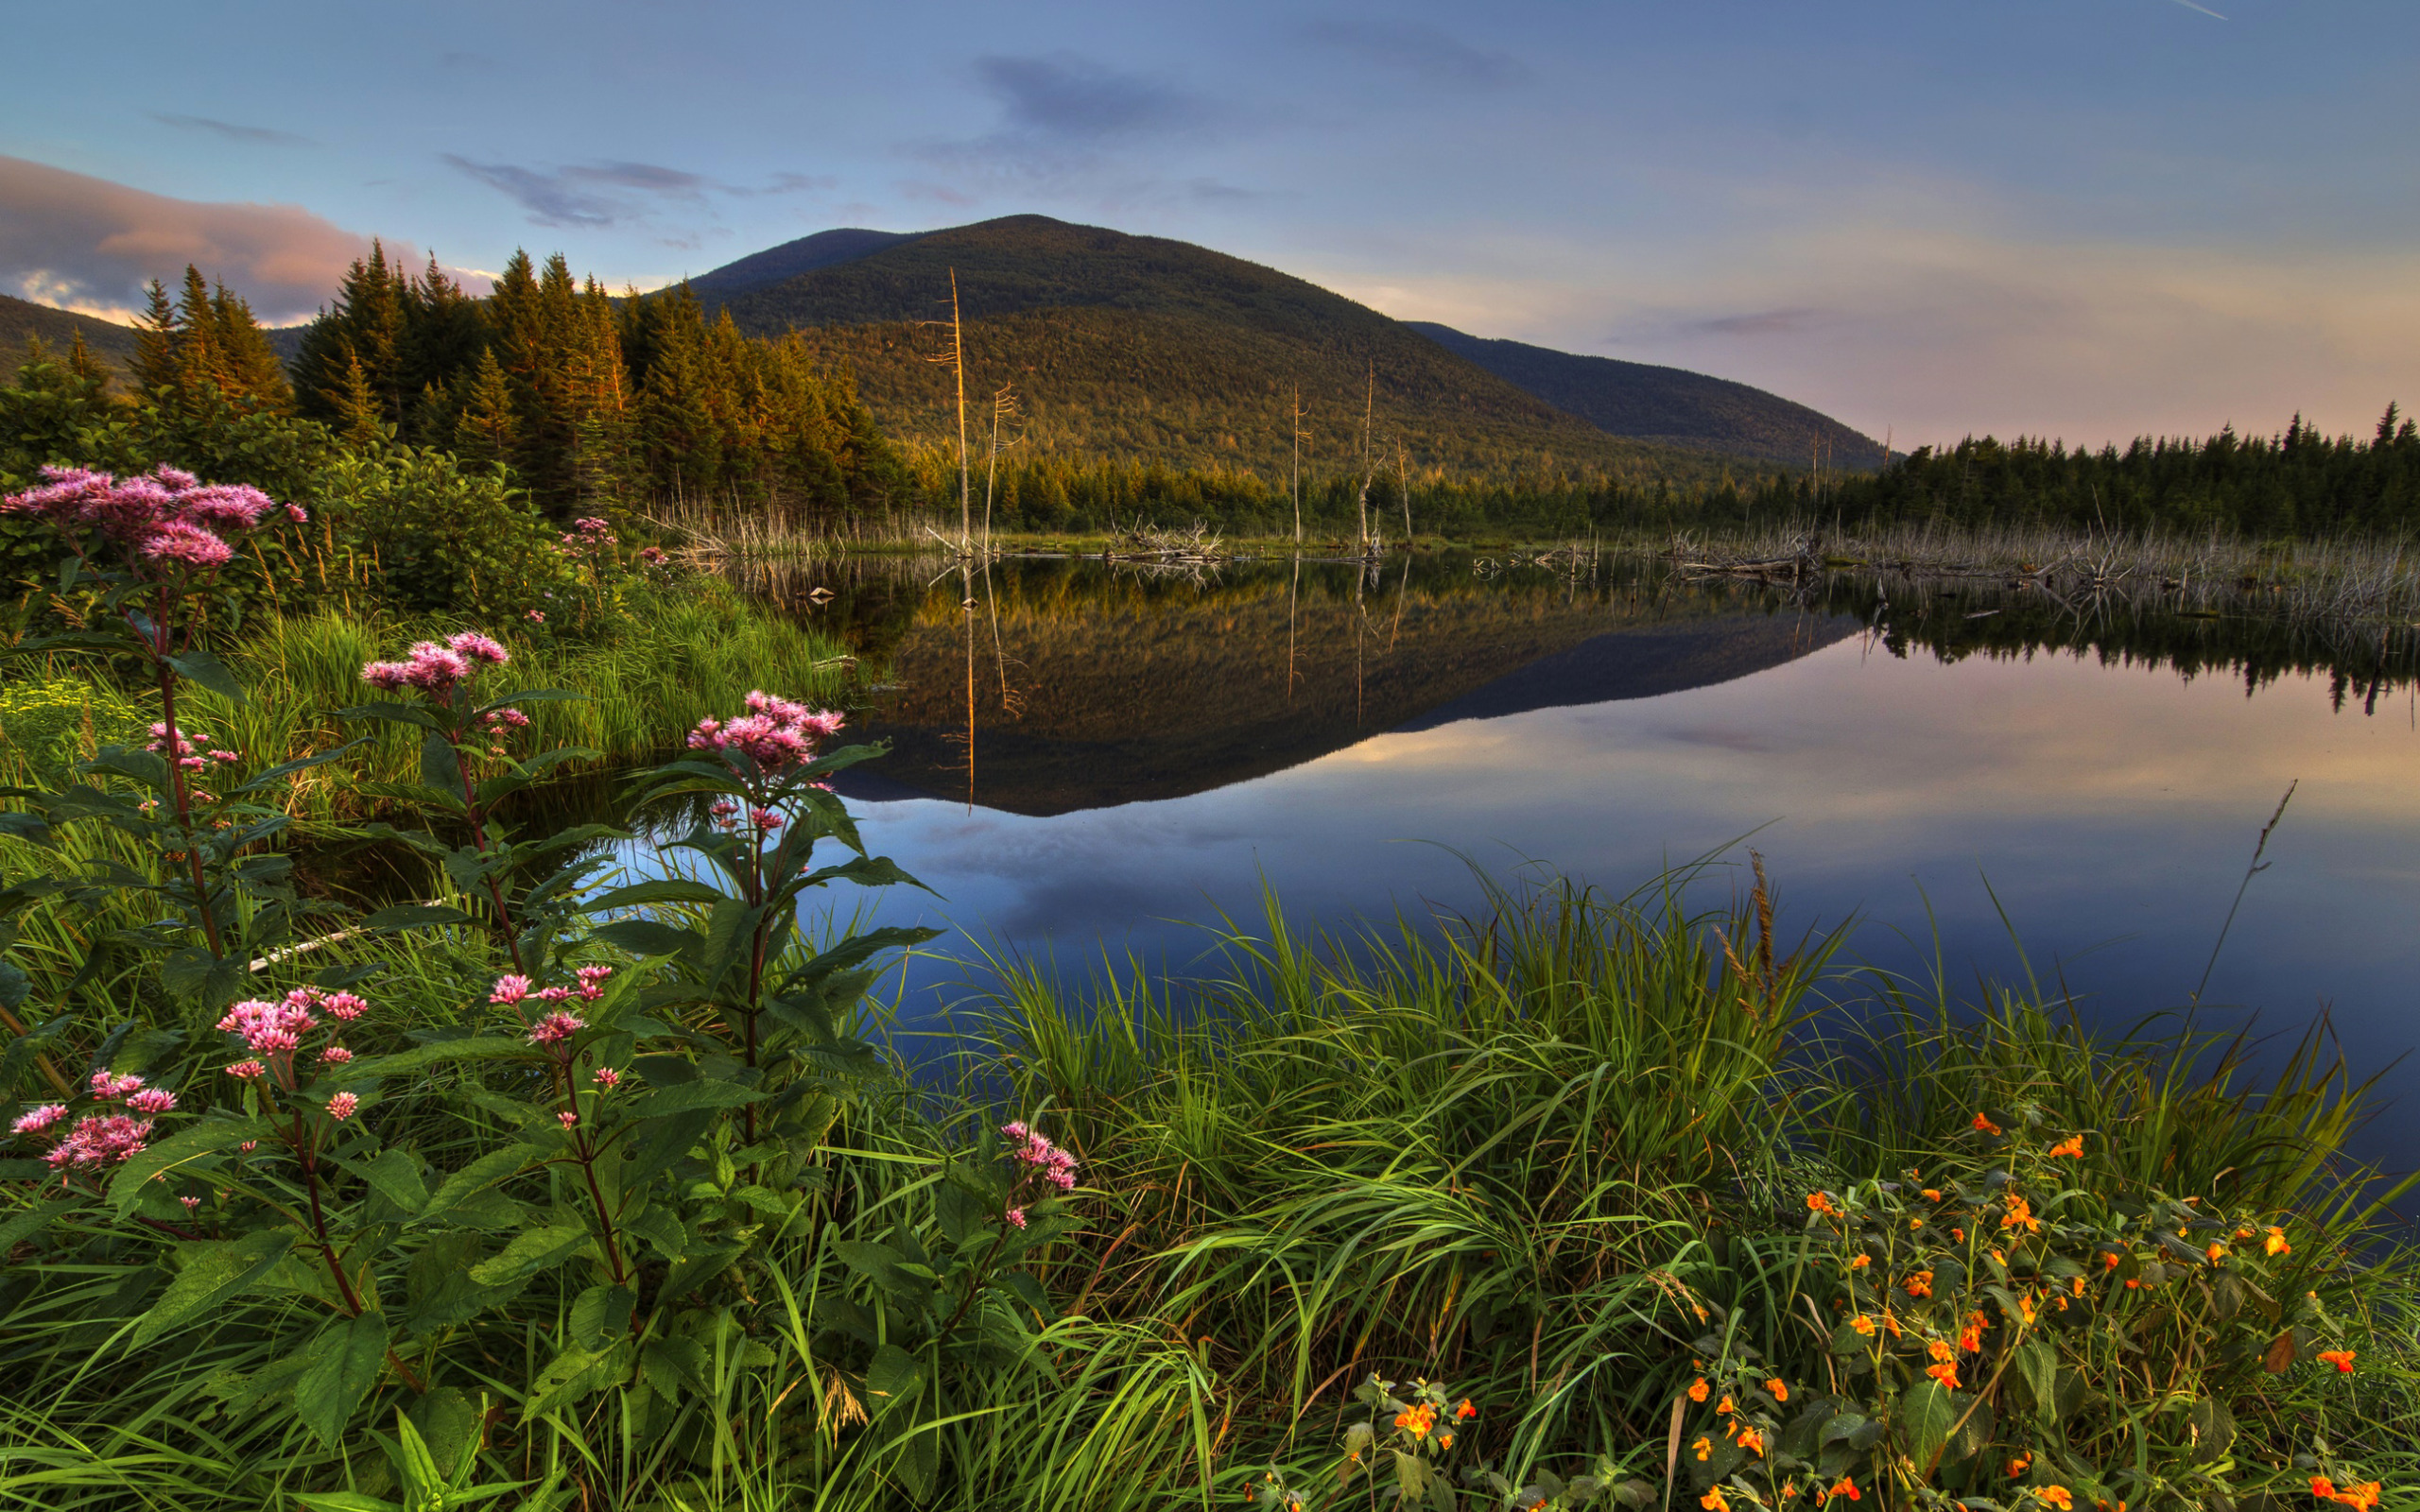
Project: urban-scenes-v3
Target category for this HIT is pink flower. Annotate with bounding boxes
[488,974,534,1005]
[10,1104,68,1138]
[592,1067,621,1090]
[225,1060,267,1081]
[286,504,310,524]
[322,992,369,1022]
[558,1110,580,1128]
[326,1091,359,1121]
[526,1011,585,1046]
[44,1112,155,1171]
[686,692,845,772]
[526,610,545,624]
[127,1087,179,1115]
[484,707,530,731]
[139,520,234,570]
[217,998,316,1056]
[750,807,784,830]
[445,631,510,666]
[1005,1207,1028,1228]
[88,1071,146,1102]
[535,986,573,1004]
[1001,1121,1030,1142]
[320,1046,354,1065]
[179,1194,201,1211]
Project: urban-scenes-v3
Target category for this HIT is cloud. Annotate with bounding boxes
[445,156,835,227]
[0,155,375,323]
[1300,19,1529,88]
[149,113,312,146]
[1674,308,1819,338]
[973,53,1215,143]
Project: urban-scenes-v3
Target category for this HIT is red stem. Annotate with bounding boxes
[148,584,222,956]
[292,1101,364,1316]
[449,709,523,972]
[558,1060,630,1288]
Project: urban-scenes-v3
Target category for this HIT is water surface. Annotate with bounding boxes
[751,553,2420,1177]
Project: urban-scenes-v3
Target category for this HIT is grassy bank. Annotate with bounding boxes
[1,867,2411,1510]
[0,579,855,823]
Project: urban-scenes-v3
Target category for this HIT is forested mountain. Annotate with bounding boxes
[1404,322,1886,471]
[694,215,1749,488]
[0,294,140,387]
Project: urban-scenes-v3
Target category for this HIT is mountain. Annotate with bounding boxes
[0,294,140,384]
[1405,322,1886,470]
[692,215,1746,487]
[689,215,1877,482]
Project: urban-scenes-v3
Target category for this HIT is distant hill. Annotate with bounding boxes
[684,228,924,305]
[0,294,140,385]
[693,215,1746,487]
[1405,322,1886,470]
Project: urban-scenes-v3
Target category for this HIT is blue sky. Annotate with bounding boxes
[4,0,2413,445]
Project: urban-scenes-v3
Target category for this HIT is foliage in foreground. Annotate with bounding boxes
[0,468,2413,1511]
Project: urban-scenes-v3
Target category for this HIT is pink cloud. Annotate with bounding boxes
[0,156,388,324]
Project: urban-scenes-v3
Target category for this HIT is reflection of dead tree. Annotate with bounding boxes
[1106,517,1224,563]
[922,268,976,557]
[982,384,1024,555]
[1289,384,1306,546]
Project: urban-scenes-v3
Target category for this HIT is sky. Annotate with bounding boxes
[3,0,2414,448]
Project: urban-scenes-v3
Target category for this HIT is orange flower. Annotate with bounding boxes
[2070,1275,2087,1297]
[2266,1226,2291,1257]
[2313,1479,2340,1502]
[1959,1312,1989,1351]
[2047,1134,2083,1158]
[2317,1349,2357,1373]
[1765,1377,1789,1402]
[1807,1192,1841,1217]
[2335,1482,2383,1510]
[1737,1426,1765,1455]
[1436,1430,1453,1450]
[1394,1403,1437,1436]
[1692,1435,1713,1462]
[1881,1312,1904,1339]
[1849,1254,1871,1269]
[1826,1478,1861,1503]
[2039,1488,2073,1511]
[1688,1378,1710,1403]
[1951,1228,1966,1243]
[1701,1491,1730,1512]
[1716,1395,1735,1416]
[1454,1399,1476,1420]
[1850,1314,1876,1336]
[1922,1188,1944,1202]
[1973,1112,2002,1135]
[1910,1216,1925,1230]
[2206,1242,2227,1264]
[2001,1194,2040,1233]
[2104,1251,2120,1270]
[1927,1338,1957,1363]
[2007,1452,2032,1478]
[1926,1360,1962,1389]
[1905,1270,1934,1298]
[2017,1294,2038,1326]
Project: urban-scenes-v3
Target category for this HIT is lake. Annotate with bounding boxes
[737,551,2420,1180]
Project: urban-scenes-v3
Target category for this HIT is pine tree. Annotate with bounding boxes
[130,279,178,396]
[329,353,384,450]
[452,347,519,472]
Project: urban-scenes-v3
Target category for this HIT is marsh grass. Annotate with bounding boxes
[2,866,2414,1509]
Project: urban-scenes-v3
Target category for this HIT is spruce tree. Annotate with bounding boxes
[452,347,519,473]
[130,279,179,396]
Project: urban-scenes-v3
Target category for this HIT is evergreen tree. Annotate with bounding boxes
[453,347,521,472]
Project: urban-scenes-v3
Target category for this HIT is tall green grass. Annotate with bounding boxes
[1,868,2412,1508]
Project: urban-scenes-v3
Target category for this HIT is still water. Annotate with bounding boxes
[752,553,2420,1176]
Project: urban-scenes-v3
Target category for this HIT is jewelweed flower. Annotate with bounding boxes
[1850,1314,1876,1336]
[1765,1378,1788,1402]
[1715,1394,1734,1416]
[2316,1349,2357,1373]
[2047,1134,2084,1158]
[1849,1253,1870,1269]
[1922,1188,1944,1202]
[1973,1112,2003,1135]
[1925,1360,1962,1389]
[2267,1226,2291,1257]
[1687,1377,1709,1402]
[1905,1270,1935,1298]
[1806,1191,1840,1217]
[1690,1436,1712,1462]
[1826,1478,1860,1503]
[1454,1399,1476,1420]
[1700,1489,1729,1512]
[2037,1488,2073,1512]
[1736,1426,1764,1456]
[2008,1452,2031,1478]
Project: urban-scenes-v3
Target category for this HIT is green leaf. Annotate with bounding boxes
[159,948,246,1006]
[625,1078,766,1120]
[418,1143,542,1223]
[640,1335,710,1402]
[521,1340,628,1423]
[110,1119,271,1214]
[164,649,247,704]
[591,919,695,958]
[296,1310,390,1446]
[586,879,726,910]
[294,1496,402,1512]
[1901,1378,1958,1471]
[338,1148,431,1215]
[361,903,474,932]
[569,1283,637,1349]
[421,732,463,797]
[865,1343,925,1415]
[131,1229,296,1348]
[467,1224,591,1286]
[352,1037,533,1081]
[0,1196,78,1253]
[2014,1335,2056,1424]
[392,1408,445,1507]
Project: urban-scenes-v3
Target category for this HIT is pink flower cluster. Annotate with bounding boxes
[1002,1120,1080,1192]
[216,987,366,1090]
[43,1113,156,1173]
[360,631,510,696]
[0,465,296,577]
[148,721,239,772]
[526,1011,586,1047]
[490,964,613,1010]
[8,1068,189,1178]
[687,691,844,772]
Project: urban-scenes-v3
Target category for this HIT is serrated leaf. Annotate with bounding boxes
[0,1196,78,1253]
[110,1118,270,1214]
[418,1143,542,1222]
[420,732,463,797]
[569,1283,636,1348]
[590,919,695,958]
[625,1078,765,1120]
[467,1224,590,1286]
[337,1148,430,1214]
[296,1310,389,1446]
[361,903,474,932]
[1902,1378,1958,1471]
[2014,1336,2056,1423]
[865,1342,925,1413]
[351,1037,532,1081]
[131,1228,295,1347]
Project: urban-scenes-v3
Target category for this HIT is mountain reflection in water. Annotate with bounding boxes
[727,552,2420,1190]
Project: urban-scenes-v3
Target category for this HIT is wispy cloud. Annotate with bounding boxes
[0,155,375,323]
[974,53,1216,143]
[149,113,312,146]
[1675,308,1819,338]
[1300,19,1529,88]
[444,157,836,228]
[2167,0,2228,18]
